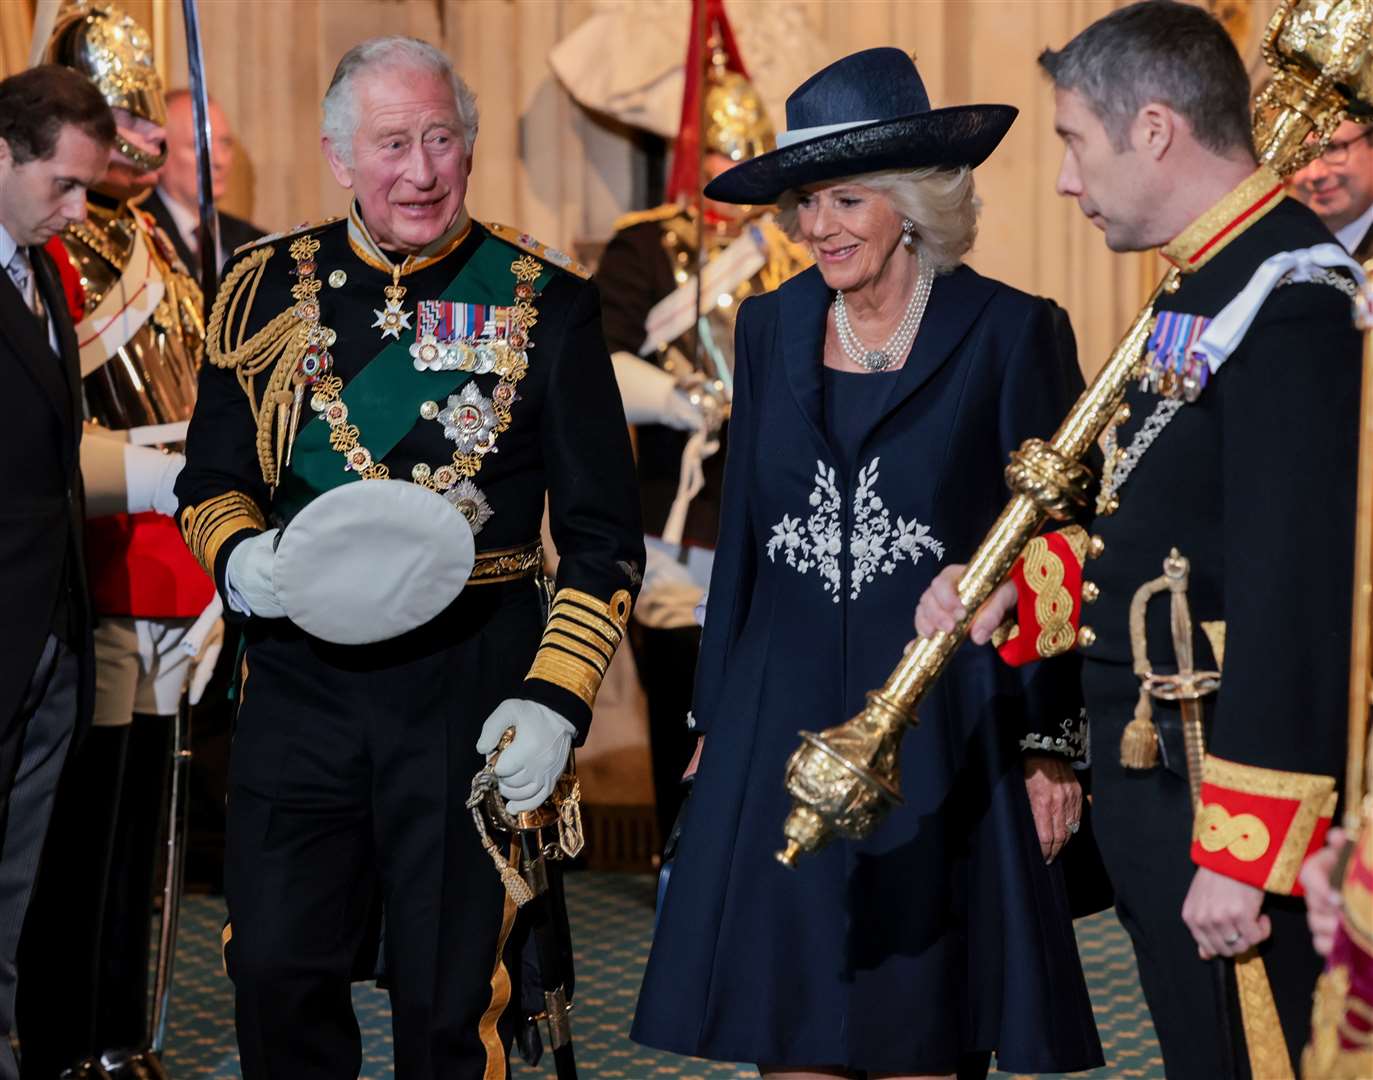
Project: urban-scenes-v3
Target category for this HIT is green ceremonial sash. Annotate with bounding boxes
[275,233,551,521]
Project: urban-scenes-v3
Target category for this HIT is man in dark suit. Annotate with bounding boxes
[1291,118,1373,261]
[141,89,262,275]
[0,65,113,1080]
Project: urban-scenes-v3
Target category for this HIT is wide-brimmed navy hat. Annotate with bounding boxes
[704,48,1016,205]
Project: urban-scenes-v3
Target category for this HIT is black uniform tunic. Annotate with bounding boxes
[1077,182,1359,1078]
[176,213,642,1079]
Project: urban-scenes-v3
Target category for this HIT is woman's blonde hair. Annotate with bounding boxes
[775,166,980,272]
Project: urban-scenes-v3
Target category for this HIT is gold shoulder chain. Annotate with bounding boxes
[206,243,311,486]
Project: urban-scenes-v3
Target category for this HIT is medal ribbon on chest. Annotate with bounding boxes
[297,247,543,535]
[409,300,523,375]
[1141,310,1212,403]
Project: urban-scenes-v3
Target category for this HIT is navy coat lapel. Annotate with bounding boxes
[778,266,832,455]
[0,256,70,432]
[873,265,996,433]
[778,263,998,462]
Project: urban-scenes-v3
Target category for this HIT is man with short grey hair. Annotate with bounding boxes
[178,35,642,1077]
[916,1,1358,1075]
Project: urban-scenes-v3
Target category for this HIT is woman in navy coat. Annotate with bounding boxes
[631,49,1103,1078]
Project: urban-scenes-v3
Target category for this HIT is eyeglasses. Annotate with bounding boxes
[1317,128,1373,166]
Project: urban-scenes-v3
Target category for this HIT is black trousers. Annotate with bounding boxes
[1083,661,1322,1079]
[225,582,542,1080]
[629,623,700,847]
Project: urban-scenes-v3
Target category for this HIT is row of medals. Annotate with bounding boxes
[411,333,525,377]
[287,240,512,533]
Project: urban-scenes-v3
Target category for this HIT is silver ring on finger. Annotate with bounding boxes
[1067,819,1080,834]
[1223,932,1242,946]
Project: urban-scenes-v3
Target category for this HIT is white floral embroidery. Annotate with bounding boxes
[766,456,945,601]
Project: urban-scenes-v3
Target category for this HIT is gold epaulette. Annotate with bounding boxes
[526,587,632,707]
[232,216,344,259]
[179,491,267,576]
[612,203,686,233]
[484,221,590,279]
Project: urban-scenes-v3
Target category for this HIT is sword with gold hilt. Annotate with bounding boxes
[1124,549,1221,795]
[1129,550,1297,1080]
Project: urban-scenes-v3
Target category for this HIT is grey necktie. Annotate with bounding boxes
[6,248,45,321]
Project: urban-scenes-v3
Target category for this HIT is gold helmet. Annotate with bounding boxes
[703,48,774,163]
[46,2,167,170]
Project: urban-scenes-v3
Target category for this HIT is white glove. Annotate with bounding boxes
[224,529,286,618]
[476,699,576,813]
[181,594,225,705]
[187,619,224,704]
[124,444,185,517]
[611,351,704,431]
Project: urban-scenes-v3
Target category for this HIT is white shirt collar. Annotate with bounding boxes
[0,222,23,273]
[1335,201,1373,253]
[157,187,200,248]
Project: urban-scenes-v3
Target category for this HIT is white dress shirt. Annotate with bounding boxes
[1335,201,1373,255]
[156,187,220,274]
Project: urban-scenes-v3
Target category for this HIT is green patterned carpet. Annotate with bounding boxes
[159,873,1162,1078]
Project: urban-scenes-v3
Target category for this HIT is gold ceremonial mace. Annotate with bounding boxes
[775,0,1373,868]
[1344,266,1373,848]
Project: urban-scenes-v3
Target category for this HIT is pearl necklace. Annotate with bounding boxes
[833,253,934,372]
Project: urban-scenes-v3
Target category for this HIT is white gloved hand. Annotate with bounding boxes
[611,351,704,431]
[224,529,286,618]
[181,594,226,705]
[476,699,576,813]
[187,618,224,705]
[124,444,185,517]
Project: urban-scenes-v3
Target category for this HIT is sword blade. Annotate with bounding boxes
[181,0,220,316]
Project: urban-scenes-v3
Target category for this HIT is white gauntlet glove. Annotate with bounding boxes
[125,444,185,517]
[611,351,704,431]
[223,529,286,619]
[475,699,576,813]
[79,436,184,518]
[181,594,225,705]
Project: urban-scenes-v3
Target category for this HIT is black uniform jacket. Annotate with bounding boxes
[596,212,727,548]
[1079,174,1359,894]
[176,213,643,736]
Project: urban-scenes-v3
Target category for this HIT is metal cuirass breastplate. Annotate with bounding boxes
[64,207,204,433]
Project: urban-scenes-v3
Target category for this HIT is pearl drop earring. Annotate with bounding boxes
[901,218,915,248]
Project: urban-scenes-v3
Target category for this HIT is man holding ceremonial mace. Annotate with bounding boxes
[916,1,1363,1075]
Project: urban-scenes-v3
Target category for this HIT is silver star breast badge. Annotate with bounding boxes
[373,301,413,341]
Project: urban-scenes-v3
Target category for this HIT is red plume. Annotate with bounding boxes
[43,236,85,321]
[665,0,750,205]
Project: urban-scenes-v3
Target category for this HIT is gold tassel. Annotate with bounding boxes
[1120,686,1161,768]
[271,389,293,485]
[284,381,305,469]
